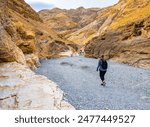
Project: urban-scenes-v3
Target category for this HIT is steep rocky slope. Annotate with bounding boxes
[0,0,75,109]
[39,6,119,45]
[65,6,118,45]
[0,0,77,68]
[39,0,150,68]
[85,0,150,68]
[39,7,100,38]
[66,0,150,45]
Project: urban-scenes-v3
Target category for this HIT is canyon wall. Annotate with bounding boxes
[40,0,150,68]
[0,0,75,109]
[85,0,150,68]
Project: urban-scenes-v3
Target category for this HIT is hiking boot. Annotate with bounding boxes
[101,83,104,86]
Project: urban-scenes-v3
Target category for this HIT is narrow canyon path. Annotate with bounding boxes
[36,56,150,110]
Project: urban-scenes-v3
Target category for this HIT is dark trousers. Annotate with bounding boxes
[99,71,106,81]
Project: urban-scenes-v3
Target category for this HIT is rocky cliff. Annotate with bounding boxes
[39,0,150,67]
[39,0,150,68]
[0,0,77,68]
[39,7,100,44]
[85,0,150,68]
[0,0,75,109]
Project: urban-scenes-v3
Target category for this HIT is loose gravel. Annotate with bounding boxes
[36,56,150,110]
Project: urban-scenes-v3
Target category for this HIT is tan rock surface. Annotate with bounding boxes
[83,0,150,68]
[39,7,100,40]
[85,15,150,68]
[0,22,26,64]
[40,0,150,68]
[0,0,76,110]
[0,0,78,66]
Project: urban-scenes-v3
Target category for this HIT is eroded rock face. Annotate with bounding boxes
[39,7,100,38]
[0,22,26,64]
[85,16,150,68]
[39,0,150,68]
[65,7,118,45]
[0,62,75,110]
[38,0,150,67]
[84,0,150,68]
[0,0,77,67]
[0,0,76,110]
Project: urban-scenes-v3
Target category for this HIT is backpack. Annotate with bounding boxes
[101,60,108,69]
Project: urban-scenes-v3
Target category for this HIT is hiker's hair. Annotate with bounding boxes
[101,55,104,58]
